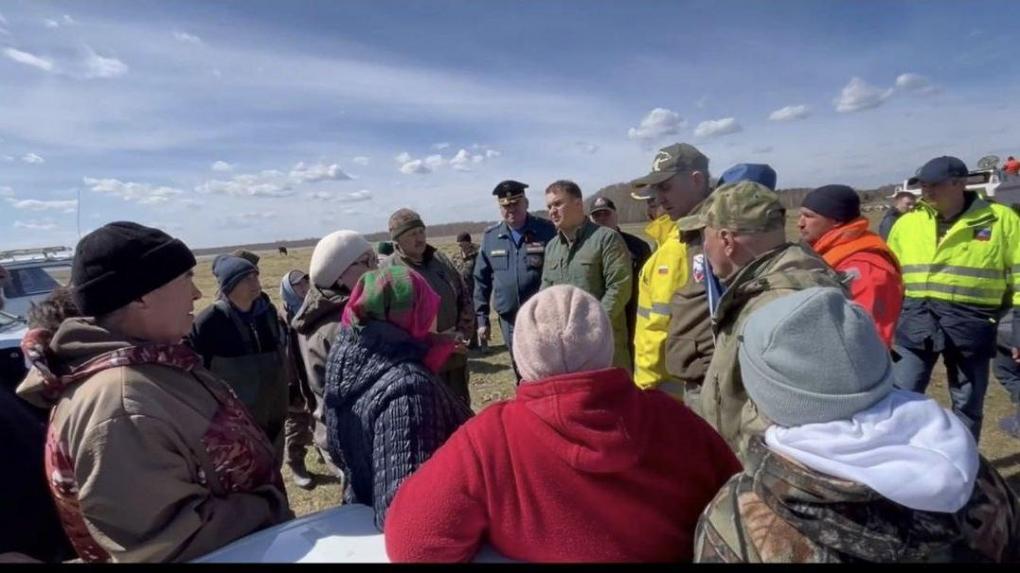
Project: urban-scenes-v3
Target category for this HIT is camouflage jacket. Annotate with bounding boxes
[694,437,1020,563]
[451,243,480,306]
[700,242,846,458]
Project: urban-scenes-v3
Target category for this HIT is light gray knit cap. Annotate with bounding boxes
[737,287,894,427]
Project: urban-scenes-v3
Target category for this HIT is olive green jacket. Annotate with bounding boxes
[700,242,847,459]
[540,219,633,370]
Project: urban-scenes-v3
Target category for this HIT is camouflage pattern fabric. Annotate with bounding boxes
[695,437,1020,563]
[677,180,786,234]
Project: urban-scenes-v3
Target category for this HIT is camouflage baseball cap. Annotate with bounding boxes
[677,180,786,233]
[629,143,710,192]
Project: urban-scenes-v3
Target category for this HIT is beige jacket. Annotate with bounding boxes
[17,319,292,563]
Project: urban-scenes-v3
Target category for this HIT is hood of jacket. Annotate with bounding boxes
[644,215,677,247]
[514,367,651,474]
[715,242,847,325]
[17,318,186,408]
[291,285,349,335]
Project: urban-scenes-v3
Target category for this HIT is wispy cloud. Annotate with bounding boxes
[211,160,234,172]
[196,170,295,197]
[768,104,810,122]
[895,73,939,95]
[82,47,128,79]
[84,177,184,205]
[220,211,277,229]
[834,77,893,113]
[6,198,78,212]
[0,186,14,197]
[289,161,352,183]
[21,152,45,164]
[399,159,431,174]
[173,31,203,45]
[352,156,370,166]
[627,107,686,143]
[3,47,55,72]
[307,189,373,202]
[14,219,58,231]
[431,142,450,150]
[694,117,742,138]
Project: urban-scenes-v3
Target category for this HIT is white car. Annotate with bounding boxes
[194,503,514,563]
[901,154,1020,207]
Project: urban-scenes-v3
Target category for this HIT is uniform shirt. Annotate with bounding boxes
[473,214,557,327]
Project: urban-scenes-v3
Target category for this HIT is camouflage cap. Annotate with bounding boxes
[629,143,710,191]
[677,180,786,233]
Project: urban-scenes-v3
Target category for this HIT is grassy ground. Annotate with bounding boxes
[190,217,1020,516]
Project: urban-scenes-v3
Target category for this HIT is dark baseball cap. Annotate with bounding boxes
[492,180,528,206]
[908,156,969,186]
[590,196,616,215]
[629,143,710,191]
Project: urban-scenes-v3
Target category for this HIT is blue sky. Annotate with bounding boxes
[1,0,1018,249]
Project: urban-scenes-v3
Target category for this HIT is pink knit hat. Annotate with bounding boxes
[512,285,614,382]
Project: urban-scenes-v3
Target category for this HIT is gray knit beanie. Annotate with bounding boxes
[512,285,614,382]
[738,287,894,427]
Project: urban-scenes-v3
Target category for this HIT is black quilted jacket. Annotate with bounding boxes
[323,320,473,530]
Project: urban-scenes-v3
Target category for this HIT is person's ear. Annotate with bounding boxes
[691,171,707,194]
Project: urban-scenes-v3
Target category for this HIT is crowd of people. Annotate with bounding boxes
[1,141,1019,563]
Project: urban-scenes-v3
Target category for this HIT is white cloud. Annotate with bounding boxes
[348,189,372,201]
[44,19,60,29]
[21,153,45,164]
[395,151,412,163]
[6,198,78,212]
[471,154,484,163]
[0,186,13,197]
[895,72,939,95]
[14,219,58,231]
[431,142,450,150]
[307,189,373,203]
[694,117,743,138]
[424,154,445,169]
[627,107,686,142]
[173,31,203,45]
[211,160,234,172]
[352,156,370,166]
[289,161,351,183]
[399,159,431,175]
[769,104,810,122]
[834,77,893,113]
[449,149,472,171]
[82,48,128,79]
[63,15,75,25]
[484,149,501,159]
[196,170,294,198]
[3,47,55,72]
[84,177,184,205]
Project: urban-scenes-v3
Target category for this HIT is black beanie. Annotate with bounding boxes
[801,185,861,223]
[71,221,197,317]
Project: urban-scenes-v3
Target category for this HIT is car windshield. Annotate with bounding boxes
[0,310,22,332]
[2,264,71,298]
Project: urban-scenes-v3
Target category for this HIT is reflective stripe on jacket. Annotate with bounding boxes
[887,195,1020,308]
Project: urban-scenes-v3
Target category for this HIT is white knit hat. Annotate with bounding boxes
[310,230,372,289]
[513,285,614,382]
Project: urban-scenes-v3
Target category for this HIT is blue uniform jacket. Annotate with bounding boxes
[473,214,556,327]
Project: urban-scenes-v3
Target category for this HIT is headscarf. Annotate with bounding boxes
[341,266,454,373]
[279,269,307,317]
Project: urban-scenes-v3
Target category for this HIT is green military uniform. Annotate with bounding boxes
[677,181,846,458]
[694,437,1020,563]
[541,218,633,370]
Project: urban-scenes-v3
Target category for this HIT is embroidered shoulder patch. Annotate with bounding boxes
[692,254,705,283]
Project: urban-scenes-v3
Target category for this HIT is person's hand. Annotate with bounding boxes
[478,325,490,343]
[1012,347,1020,364]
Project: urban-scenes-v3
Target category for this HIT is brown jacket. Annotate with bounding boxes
[16,319,292,563]
[663,232,713,393]
[291,286,348,453]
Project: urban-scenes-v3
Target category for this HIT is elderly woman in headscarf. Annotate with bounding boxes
[324,265,473,531]
[278,270,317,489]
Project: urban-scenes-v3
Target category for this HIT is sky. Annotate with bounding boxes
[1,0,1019,249]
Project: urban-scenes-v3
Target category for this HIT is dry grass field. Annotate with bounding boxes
[190,214,1019,516]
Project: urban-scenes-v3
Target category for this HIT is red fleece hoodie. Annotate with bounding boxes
[383,368,741,563]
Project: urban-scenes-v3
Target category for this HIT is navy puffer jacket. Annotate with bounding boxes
[323,320,473,530]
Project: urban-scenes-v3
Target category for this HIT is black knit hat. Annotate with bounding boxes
[71,221,197,317]
[801,185,861,223]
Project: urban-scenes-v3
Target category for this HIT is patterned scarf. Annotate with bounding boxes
[341,266,455,373]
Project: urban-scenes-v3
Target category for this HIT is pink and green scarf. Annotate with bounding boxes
[341,266,454,373]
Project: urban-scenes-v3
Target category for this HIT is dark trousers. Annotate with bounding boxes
[498,313,521,382]
[893,341,990,441]
[994,341,1020,405]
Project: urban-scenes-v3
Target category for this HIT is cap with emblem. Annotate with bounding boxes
[907,156,969,186]
[589,196,616,215]
[492,180,529,206]
[629,143,710,196]
[677,180,785,233]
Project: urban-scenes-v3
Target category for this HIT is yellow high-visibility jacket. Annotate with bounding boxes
[888,196,1020,308]
[633,215,689,389]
